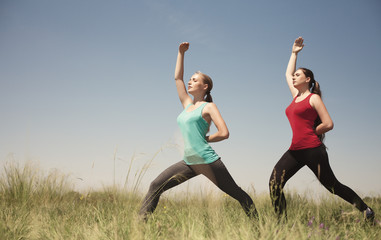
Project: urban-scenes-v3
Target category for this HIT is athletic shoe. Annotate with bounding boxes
[364,207,375,222]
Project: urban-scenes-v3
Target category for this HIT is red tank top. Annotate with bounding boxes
[286,93,321,150]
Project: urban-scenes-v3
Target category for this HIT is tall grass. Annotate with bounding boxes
[0,161,380,240]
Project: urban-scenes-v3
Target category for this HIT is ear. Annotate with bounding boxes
[306,77,311,83]
[203,84,209,91]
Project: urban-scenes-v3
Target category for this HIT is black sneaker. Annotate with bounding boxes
[364,207,375,222]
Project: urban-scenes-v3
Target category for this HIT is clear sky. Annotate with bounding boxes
[1,0,380,197]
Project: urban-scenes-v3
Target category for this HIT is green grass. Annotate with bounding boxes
[1,162,380,240]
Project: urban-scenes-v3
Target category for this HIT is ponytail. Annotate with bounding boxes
[205,92,213,102]
[300,68,326,144]
[311,80,321,97]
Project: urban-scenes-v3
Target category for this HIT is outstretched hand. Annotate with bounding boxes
[292,37,304,53]
[179,42,189,53]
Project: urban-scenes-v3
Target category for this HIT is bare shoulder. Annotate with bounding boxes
[310,94,324,108]
[310,93,322,100]
[202,103,220,120]
[204,102,218,112]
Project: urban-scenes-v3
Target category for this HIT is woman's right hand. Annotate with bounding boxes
[292,37,304,53]
[179,42,189,54]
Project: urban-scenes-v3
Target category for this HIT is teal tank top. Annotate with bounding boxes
[176,102,220,165]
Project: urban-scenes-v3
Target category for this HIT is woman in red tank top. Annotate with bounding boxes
[268,37,374,222]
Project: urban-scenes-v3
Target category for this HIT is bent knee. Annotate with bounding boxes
[149,177,171,192]
[269,175,282,189]
[148,180,161,192]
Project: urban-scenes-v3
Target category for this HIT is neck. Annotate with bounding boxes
[297,87,310,97]
[192,93,205,104]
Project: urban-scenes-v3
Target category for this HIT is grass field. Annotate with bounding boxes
[1,161,380,240]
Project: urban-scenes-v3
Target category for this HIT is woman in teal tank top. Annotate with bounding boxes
[176,102,220,165]
[139,42,257,220]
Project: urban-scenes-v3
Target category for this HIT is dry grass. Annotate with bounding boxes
[0,161,380,239]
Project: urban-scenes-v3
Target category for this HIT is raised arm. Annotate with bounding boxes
[286,37,304,98]
[175,42,192,108]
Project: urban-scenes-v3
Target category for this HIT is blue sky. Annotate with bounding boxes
[1,0,380,197]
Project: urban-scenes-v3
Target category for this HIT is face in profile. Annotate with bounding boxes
[292,69,310,88]
[188,73,208,95]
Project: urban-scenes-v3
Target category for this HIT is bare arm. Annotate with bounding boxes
[310,94,334,135]
[175,42,192,108]
[286,37,304,98]
[204,103,229,142]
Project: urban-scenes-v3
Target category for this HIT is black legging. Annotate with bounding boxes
[139,159,257,219]
[269,145,368,216]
